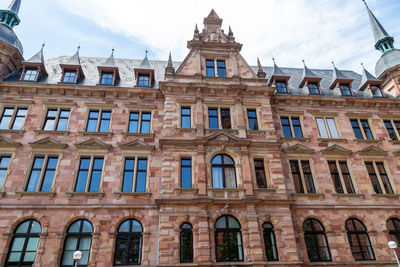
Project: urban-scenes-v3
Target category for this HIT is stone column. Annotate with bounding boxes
[241,147,254,196]
[196,212,211,263]
[195,95,204,137]
[196,145,207,195]
[235,97,247,138]
[246,213,265,262]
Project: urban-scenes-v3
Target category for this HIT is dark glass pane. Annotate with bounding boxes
[385,120,398,140]
[128,112,139,133]
[276,81,287,93]
[128,236,142,264]
[360,119,373,140]
[308,83,320,94]
[220,108,231,129]
[181,158,192,189]
[247,109,258,130]
[291,117,303,138]
[181,107,191,128]
[114,236,129,265]
[281,117,292,138]
[365,162,382,194]
[328,161,344,194]
[254,159,267,188]
[376,162,393,194]
[351,119,363,140]
[26,157,44,192]
[301,160,315,193]
[208,108,218,129]
[206,60,215,77]
[340,84,352,96]
[217,60,226,77]
[290,160,304,193]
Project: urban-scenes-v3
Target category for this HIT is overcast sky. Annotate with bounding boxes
[2,0,400,74]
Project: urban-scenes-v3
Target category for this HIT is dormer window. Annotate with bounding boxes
[276,81,288,93]
[101,72,114,85]
[371,86,383,97]
[22,69,38,81]
[137,74,150,87]
[206,59,226,77]
[308,83,320,95]
[339,84,352,96]
[62,71,77,83]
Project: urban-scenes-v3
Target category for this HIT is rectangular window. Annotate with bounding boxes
[121,157,148,193]
[384,120,400,140]
[276,81,288,93]
[217,60,226,77]
[315,117,339,139]
[308,83,320,95]
[328,160,355,194]
[208,107,231,130]
[371,86,383,97]
[220,108,231,129]
[26,156,58,192]
[247,109,259,131]
[75,156,104,192]
[254,159,267,188]
[128,111,152,134]
[62,71,77,83]
[280,116,303,138]
[137,74,150,87]
[0,155,11,187]
[23,69,38,81]
[339,84,352,96]
[43,108,71,131]
[86,110,111,133]
[101,72,114,85]
[0,107,27,130]
[350,119,373,140]
[208,108,218,129]
[181,158,192,188]
[181,106,191,128]
[289,160,316,193]
[365,161,393,194]
[206,60,215,77]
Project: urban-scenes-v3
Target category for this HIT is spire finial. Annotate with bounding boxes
[256,57,266,79]
[111,48,114,56]
[228,25,233,36]
[331,61,336,68]
[145,50,148,57]
[165,51,175,75]
[272,57,276,64]
[77,44,80,53]
[7,0,21,15]
[168,52,173,67]
[361,62,365,69]
[41,42,45,50]
[302,59,306,67]
[362,0,368,8]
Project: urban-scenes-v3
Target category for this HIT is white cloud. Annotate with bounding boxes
[58,0,397,73]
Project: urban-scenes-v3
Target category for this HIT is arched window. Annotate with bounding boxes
[215,215,243,262]
[180,223,193,263]
[61,219,93,266]
[303,219,331,262]
[263,222,278,261]
[345,218,375,261]
[6,220,41,267]
[387,218,400,244]
[212,154,236,188]
[114,219,143,265]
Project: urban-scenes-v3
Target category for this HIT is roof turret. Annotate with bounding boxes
[0,0,21,29]
[329,61,353,89]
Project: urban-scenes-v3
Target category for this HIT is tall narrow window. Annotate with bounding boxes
[61,220,93,266]
[0,155,11,188]
[181,158,192,189]
[308,83,320,95]
[328,161,355,194]
[350,119,373,140]
[384,120,400,141]
[220,108,231,129]
[0,107,28,130]
[6,220,41,267]
[181,106,191,128]
[217,60,226,77]
[208,107,231,130]
[100,72,114,85]
[254,159,267,188]
[339,84,352,96]
[128,111,152,134]
[137,74,150,87]
[289,160,316,193]
[215,215,243,262]
[206,60,215,77]
[247,109,259,130]
[140,112,151,134]
[26,156,58,192]
[75,156,104,193]
[263,222,278,261]
[387,218,400,245]
[280,116,303,138]
[345,219,375,261]
[180,223,193,263]
[86,110,111,133]
[315,117,339,139]
[365,161,393,194]
[43,108,71,131]
[212,154,236,189]
[121,157,148,193]
[114,219,143,266]
[303,219,331,262]
[208,108,219,129]
[128,112,139,133]
[62,71,77,83]
[276,81,288,93]
[22,69,38,81]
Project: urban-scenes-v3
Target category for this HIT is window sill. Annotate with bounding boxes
[205,129,239,135]
[122,132,155,137]
[371,193,400,200]
[34,130,69,136]
[0,129,24,134]
[254,188,276,195]
[176,128,196,133]
[113,192,152,199]
[291,193,324,200]
[317,138,347,143]
[80,131,113,137]
[280,137,310,142]
[389,140,400,145]
[246,130,267,135]
[207,188,245,192]
[174,188,199,195]
[332,193,364,200]
[353,139,381,144]
[15,191,56,199]
[65,192,105,199]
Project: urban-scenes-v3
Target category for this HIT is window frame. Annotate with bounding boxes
[114,219,143,266]
[0,106,28,131]
[303,219,331,262]
[207,106,232,130]
[24,155,60,193]
[180,223,193,263]
[214,215,244,262]
[289,159,317,194]
[315,117,340,139]
[254,158,268,189]
[383,119,400,141]
[350,118,375,140]
[247,109,259,131]
[100,72,115,85]
[0,154,12,190]
[275,80,288,93]
[280,115,304,139]
[62,70,78,84]
[364,161,394,195]
[127,110,153,134]
[42,107,71,132]
[369,85,384,98]
[339,84,353,96]
[345,218,375,261]
[137,74,150,87]
[307,82,321,95]
[74,155,105,193]
[21,68,39,82]
[327,160,356,194]
[180,157,192,189]
[262,222,278,261]
[85,109,111,133]
[180,106,192,129]
[120,156,150,193]
[387,218,400,245]
[211,154,237,189]
[205,59,227,78]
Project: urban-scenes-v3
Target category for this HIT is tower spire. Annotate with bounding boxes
[8,0,21,15]
[0,0,21,29]
[363,0,394,54]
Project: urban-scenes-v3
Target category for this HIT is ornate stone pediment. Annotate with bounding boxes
[358,146,387,156]
[119,139,154,151]
[0,136,21,148]
[29,137,68,149]
[283,144,314,155]
[321,144,351,155]
[75,138,111,150]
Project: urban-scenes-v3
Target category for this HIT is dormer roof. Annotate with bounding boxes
[299,60,322,88]
[59,47,85,78]
[358,64,382,91]
[21,44,48,76]
[329,63,353,89]
[97,49,120,82]
[268,58,290,86]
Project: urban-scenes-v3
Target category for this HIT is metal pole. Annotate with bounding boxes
[74,259,78,267]
[393,248,400,267]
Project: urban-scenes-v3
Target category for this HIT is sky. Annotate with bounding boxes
[1,0,400,74]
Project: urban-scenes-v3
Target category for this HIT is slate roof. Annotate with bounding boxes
[0,24,22,55]
[3,56,394,98]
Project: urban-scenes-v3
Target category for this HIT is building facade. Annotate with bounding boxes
[0,1,400,266]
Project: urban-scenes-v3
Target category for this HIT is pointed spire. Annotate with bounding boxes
[363,0,394,54]
[268,58,290,86]
[26,43,45,64]
[165,52,175,75]
[359,63,382,90]
[66,45,81,65]
[228,26,233,36]
[256,57,266,79]
[139,50,151,69]
[329,61,353,89]
[299,60,321,88]
[206,9,221,20]
[102,48,116,67]
[0,0,21,29]
[167,52,173,67]
[193,23,200,41]
[8,0,21,15]
[204,9,223,28]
